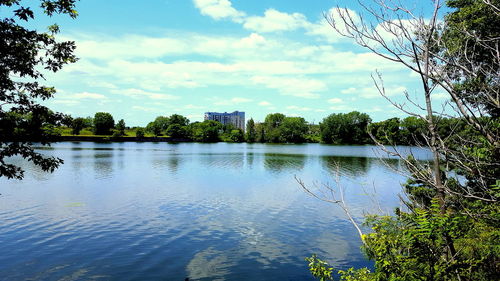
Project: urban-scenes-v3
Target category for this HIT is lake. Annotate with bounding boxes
[0,142,430,280]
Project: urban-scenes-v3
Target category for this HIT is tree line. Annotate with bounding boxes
[4,108,490,148]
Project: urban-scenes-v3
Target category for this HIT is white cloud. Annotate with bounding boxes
[51,99,80,106]
[71,92,107,99]
[341,87,357,94]
[132,106,157,112]
[87,81,118,89]
[432,92,449,100]
[113,88,180,100]
[75,35,187,59]
[365,106,383,112]
[213,97,252,105]
[287,105,313,111]
[251,76,325,99]
[193,0,245,22]
[184,104,206,109]
[187,114,204,121]
[305,8,359,43]
[258,101,271,106]
[329,104,355,111]
[340,86,406,98]
[243,9,307,32]
[327,98,343,103]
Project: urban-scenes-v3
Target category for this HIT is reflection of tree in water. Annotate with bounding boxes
[198,153,244,170]
[93,151,114,179]
[246,152,254,169]
[264,153,306,173]
[321,156,371,177]
[71,145,84,173]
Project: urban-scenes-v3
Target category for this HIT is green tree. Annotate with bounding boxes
[280,117,308,143]
[399,116,427,145]
[443,0,500,118]
[305,1,499,280]
[188,120,222,142]
[320,111,372,144]
[0,0,78,179]
[146,121,162,137]
[71,117,85,135]
[306,124,321,143]
[256,122,266,143]
[93,112,115,135]
[135,127,145,138]
[166,123,187,138]
[168,114,189,127]
[154,116,170,131]
[246,118,257,142]
[145,115,172,136]
[368,118,401,145]
[115,119,126,136]
[61,114,74,127]
[263,113,285,143]
[82,116,93,128]
[228,129,245,142]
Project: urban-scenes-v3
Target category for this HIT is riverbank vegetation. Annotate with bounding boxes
[303,0,499,280]
[6,107,493,147]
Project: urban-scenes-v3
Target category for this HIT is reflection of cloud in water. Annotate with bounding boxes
[186,247,234,281]
[311,231,358,268]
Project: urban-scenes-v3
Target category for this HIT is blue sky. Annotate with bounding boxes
[29,0,449,126]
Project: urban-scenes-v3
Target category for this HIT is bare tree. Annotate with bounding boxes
[323,0,499,204]
[299,1,499,279]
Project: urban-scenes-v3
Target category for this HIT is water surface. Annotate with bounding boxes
[0,142,430,280]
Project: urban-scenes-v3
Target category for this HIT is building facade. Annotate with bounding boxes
[204,111,245,131]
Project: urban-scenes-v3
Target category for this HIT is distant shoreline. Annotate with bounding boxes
[56,135,193,143]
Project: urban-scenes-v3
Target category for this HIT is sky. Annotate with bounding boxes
[22,0,450,126]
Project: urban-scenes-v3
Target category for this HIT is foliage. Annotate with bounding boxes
[337,268,372,281]
[305,254,333,281]
[306,124,322,143]
[71,117,85,135]
[168,114,189,127]
[280,117,308,143]
[320,112,372,144]
[146,114,190,137]
[307,0,499,280]
[443,0,500,118]
[263,113,285,143]
[368,118,401,145]
[82,116,93,128]
[0,0,78,179]
[111,129,122,138]
[166,123,188,138]
[135,127,145,138]
[228,129,245,142]
[259,113,310,143]
[93,112,115,135]
[115,119,126,136]
[246,118,256,142]
[398,117,427,145]
[187,120,222,142]
[146,121,162,136]
[360,199,500,281]
[255,122,266,143]
[61,114,73,127]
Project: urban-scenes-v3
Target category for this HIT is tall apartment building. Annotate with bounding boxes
[204,111,245,131]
